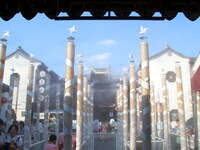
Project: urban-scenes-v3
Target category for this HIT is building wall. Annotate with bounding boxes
[0,91,9,121]
[3,53,40,121]
[192,53,200,73]
[149,51,192,121]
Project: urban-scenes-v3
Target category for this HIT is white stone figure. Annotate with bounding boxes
[123,67,127,73]
[139,26,148,34]
[77,54,84,64]
[68,26,77,36]
[47,68,51,72]
[3,31,10,38]
[129,53,134,62]
[77,54,84,60]
[30,54,34,58]
[129,53,132,58]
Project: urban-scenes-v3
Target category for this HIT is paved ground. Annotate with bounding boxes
[94,134,116,150]
[90,133,165,150]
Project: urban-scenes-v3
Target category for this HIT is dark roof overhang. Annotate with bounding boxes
[0,0,200,21]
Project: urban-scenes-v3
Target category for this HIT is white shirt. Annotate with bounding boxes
[0,131,5,144]
[4,134,23,147]
[39,123,43,133]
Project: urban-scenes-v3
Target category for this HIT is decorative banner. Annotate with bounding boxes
[39,95,44,101]
[33,113,38,119]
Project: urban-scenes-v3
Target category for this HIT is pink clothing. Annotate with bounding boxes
[43,143,58,150]
[58,136,64,145]
[58,135,76,150]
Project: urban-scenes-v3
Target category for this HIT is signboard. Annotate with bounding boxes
[40,113,44,119]
[109,112,113,117]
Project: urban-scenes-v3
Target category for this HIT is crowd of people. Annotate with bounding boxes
[0,118,76,150]
[0,119,23,150]
[171,119,195,150]
[0,116,195,150]
[93,118,116,133]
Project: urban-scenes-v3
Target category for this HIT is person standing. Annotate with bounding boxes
[43,134,58,150]
[58,134,76,150]
[3,124,23,150]
[0,119,5,149]
[173,119,181,150]
[18,121,24,135]
[39,121,44,140]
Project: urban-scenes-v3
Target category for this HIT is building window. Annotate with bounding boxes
[21,111,26,117]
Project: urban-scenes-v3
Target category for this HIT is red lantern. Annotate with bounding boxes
[1,97,9,103]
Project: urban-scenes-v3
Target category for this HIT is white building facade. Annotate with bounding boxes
[2,47,41,121]
[149,46,193,121]
[192,53,200,74]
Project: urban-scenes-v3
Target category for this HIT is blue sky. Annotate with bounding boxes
[1,12,200,77]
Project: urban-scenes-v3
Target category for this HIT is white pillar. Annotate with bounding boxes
[140,41,151,150]
[24,64,34,150]
[176,63,187,150]
[43,75,50,143]
[150,83,156,139]
[76,64,83,150]
[0,43,6,109]
[162,75,170,150]
[83,77,88,141]
[64,37,75,150]
[129,64,137,150]
[123,74,128,150]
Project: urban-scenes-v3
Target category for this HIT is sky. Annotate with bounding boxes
[0,12,200,77]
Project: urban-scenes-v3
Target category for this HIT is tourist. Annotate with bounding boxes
[0,118,5,149]
[173,119,180,150]
[58,134,76,150]
[43,134,58,150]
[99,122,103,132]
[18,121,24,135]
[109,118,115,133]
[93,119,100,132]
[57,135,64,150]
[39,120,44,140]
[3,124,23,150]
[100,121,109,141]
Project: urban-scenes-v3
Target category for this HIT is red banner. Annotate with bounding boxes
[191,66,200,92]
